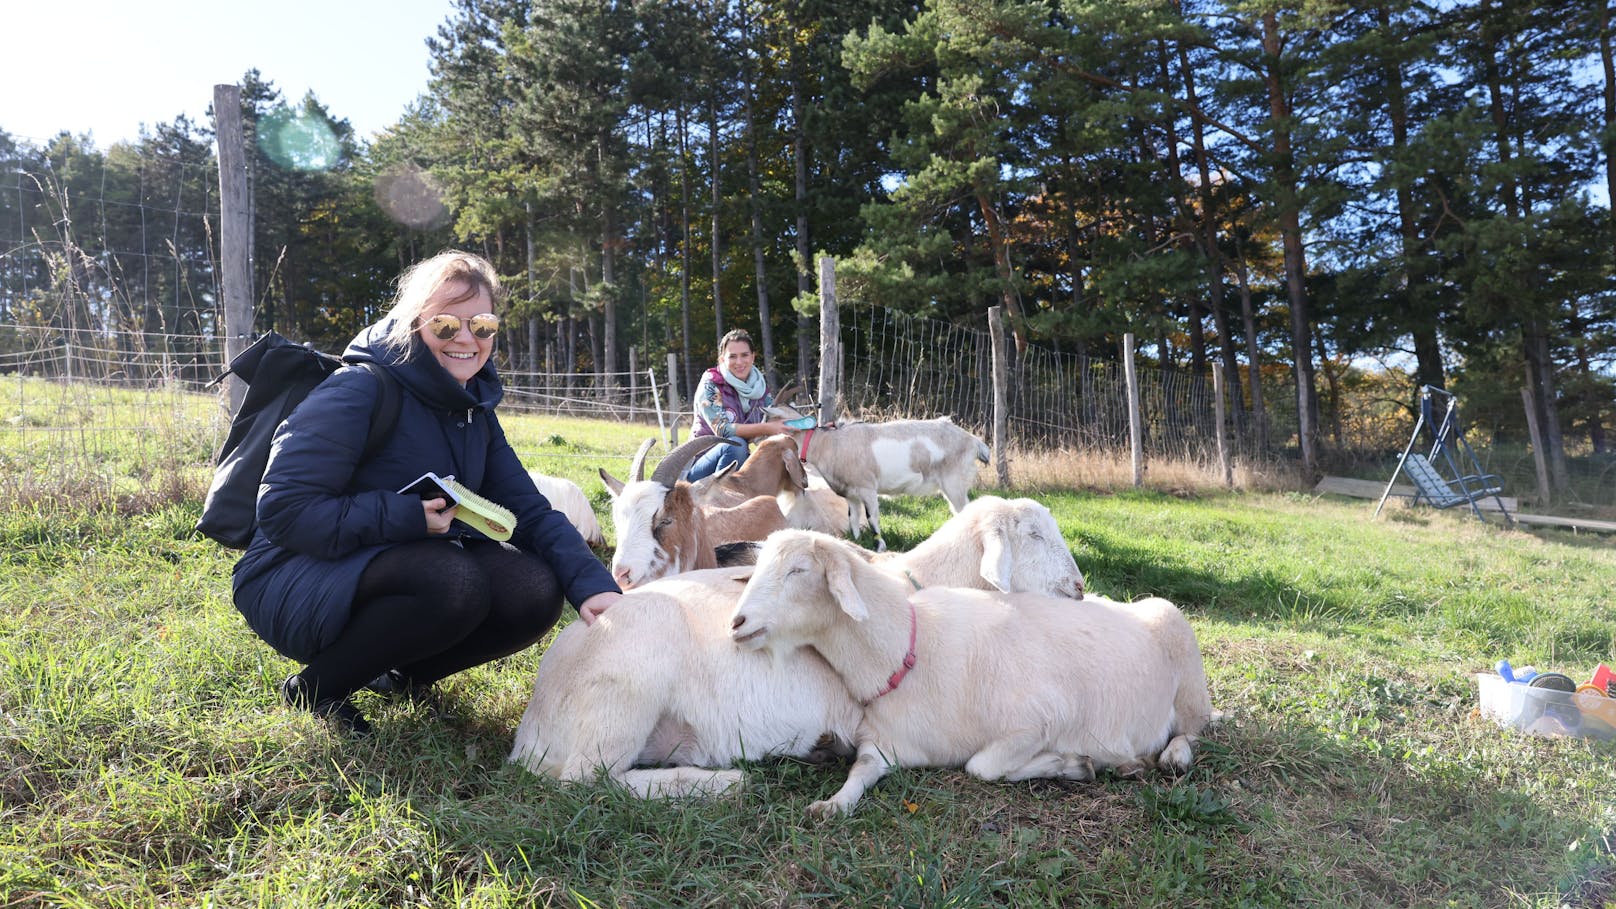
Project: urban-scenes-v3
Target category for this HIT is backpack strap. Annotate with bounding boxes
[353,362,402,461]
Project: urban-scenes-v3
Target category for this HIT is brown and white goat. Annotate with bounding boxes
[688,434,857,537]
[599,437,787,589]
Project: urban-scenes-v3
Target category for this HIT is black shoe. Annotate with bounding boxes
[279,674,373,737]
[362,669,435,702]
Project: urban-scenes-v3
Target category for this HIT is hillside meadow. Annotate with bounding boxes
[2,389,1614,908]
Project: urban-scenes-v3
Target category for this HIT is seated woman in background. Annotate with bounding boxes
[683,328,790,482]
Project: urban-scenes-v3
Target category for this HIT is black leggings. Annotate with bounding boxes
[298,539,562,702]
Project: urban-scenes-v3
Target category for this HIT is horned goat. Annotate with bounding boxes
[767,408,990,551]
[599,437,788,589]
[507,496,1088,797]
[688,434,858,537]
[730,529,1213,818]
[526,472,604,547]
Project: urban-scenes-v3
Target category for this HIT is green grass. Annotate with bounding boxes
[3,406,1615,908]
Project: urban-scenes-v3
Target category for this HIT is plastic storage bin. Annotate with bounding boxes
[1476,672,1616,740]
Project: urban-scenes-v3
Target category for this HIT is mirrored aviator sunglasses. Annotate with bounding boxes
[421,312,500,341]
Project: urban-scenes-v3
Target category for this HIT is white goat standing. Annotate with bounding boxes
[769,410,990,551]
[508,496,1087,797]
[525,472,604,547]
[730,530,1214,818]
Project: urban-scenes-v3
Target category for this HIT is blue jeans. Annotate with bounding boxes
[684,435,748,482]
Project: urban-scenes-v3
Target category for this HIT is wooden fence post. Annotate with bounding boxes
[1124,332,1143,487]
[1213,361,1231,487]
[666,352,683,446]
[817,257,841,425]
[628,346,638,419]
[214,83,253,413]
[987,305,1011,487]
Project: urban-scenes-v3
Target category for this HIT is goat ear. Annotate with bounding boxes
[599,468,624,498]
[782,447,808,488]
[825,551,869,621]
[979,525,1014,593]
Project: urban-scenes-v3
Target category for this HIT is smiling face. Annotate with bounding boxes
[720,339,755,381]
[418,281,495,385]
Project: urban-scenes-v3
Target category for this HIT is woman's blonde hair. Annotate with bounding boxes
[380,250,505,357]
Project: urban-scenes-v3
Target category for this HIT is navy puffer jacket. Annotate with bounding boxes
[231,320,617,662]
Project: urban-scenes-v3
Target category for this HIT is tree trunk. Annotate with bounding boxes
[709,94,725,344]
[1176,32,1242,421]
[599,133,619,379]
[791,34,815,385]
[974,191,1027,353]
[1376,2,1445,390]
[1602,0,1616,259]
[1262,11,1319,478]
[677,103,696,397]
[740,7,775,387]
[1158,37,1204,374]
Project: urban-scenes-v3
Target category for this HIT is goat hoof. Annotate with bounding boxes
[807,799,846,820]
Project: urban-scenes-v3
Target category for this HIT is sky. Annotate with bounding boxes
[1,0,458,147]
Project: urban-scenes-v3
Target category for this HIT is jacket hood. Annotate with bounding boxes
[344,318,505,412]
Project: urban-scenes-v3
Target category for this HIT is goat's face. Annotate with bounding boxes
[754,435,809,492]
[608,482,703,589]
[731,530,863,653]
[979,498,1085,598]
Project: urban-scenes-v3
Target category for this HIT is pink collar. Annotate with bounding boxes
[797,422,835,463]
[864,601,918,705]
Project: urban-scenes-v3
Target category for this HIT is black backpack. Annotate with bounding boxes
[196,331,402,548]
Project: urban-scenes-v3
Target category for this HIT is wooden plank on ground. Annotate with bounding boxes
[1510,513,1616,533]
[1314,476,1517,512]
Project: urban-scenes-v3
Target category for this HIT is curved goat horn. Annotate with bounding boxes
[628,438,656,482]
[649,435,736,487]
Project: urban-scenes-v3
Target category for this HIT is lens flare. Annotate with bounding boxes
[258,108,341,171]
[374,163,450,230]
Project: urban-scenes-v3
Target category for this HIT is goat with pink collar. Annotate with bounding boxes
[730,529,1215,819]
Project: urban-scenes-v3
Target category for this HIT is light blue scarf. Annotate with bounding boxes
[720,364,768,404]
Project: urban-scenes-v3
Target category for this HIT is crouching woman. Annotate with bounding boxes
[231,250,621,735]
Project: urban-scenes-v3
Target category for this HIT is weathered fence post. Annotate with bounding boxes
[1213,361,1231,487]
[817,257,841,425]
[987,305,1011,487]
[1124,332,1143,487]
[628,346,639,419]
[214,83,253,413]
[666,352,683,447]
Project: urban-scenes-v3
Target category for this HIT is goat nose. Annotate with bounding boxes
[613,567,635,589]
[731,615,746,630]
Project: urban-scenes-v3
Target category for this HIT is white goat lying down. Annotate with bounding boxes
[767,409,990,551]
[507,496,1086,797]
[730,530,1214,818]
[526,472,604,547]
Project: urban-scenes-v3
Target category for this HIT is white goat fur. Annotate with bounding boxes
[730,530,1213,818]
[508,496,1087,797]
[526,472,604,547]
[778,414,990,550]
